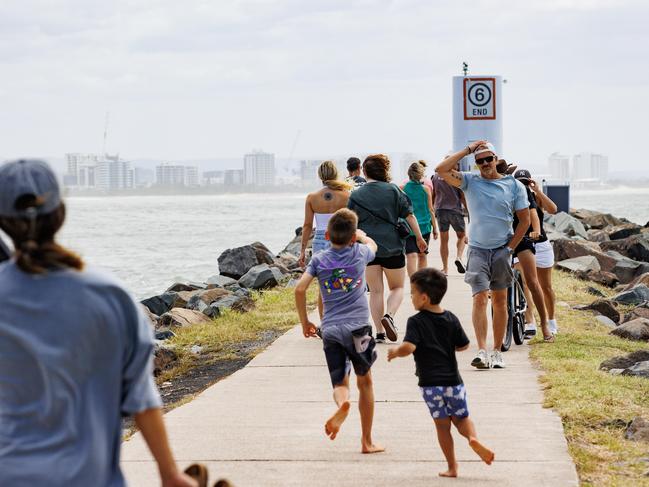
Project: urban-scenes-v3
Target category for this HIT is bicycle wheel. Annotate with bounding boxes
[500,283,514,352]
[512,271,526,346]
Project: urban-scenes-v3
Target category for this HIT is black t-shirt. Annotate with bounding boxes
[534,194,548,243]
[403,310,470,387]
[512,186,537,236]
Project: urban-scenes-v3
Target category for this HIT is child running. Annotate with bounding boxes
[295,208,384,454]
[387,268,494,477]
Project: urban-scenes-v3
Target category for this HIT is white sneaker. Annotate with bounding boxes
[490,350,506,369]
[471,349,490,369]
[548,319,558,335]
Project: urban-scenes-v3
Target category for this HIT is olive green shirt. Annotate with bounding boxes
[348,181,413,258]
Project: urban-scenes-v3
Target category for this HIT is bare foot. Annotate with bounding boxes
[469,438,495,465]
[325,401,350,440]
[439,464,458,478]
[361,442,385,454]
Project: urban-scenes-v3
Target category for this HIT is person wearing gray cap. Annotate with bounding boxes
[0,160,197,486]
[434,142,531,370]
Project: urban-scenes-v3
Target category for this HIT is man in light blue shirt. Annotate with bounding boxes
[435,142,530,370]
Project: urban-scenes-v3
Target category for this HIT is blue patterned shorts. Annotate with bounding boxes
[420,385,469,419]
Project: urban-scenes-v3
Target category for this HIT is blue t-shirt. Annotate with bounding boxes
[306,243,375,329]
[0,261,161,486]
[459,173,529,249]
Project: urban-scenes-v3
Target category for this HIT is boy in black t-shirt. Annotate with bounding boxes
[387,268,494,478]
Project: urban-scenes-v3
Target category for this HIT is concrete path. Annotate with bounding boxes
[121,241,579,486]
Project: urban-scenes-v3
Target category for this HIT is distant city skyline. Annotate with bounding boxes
[1,1,648,173]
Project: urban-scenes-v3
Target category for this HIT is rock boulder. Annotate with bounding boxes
[556,255,600,273]
[548,212,588,239]
[165,281,205,293]
[573,270,619,288]
[154,343,178,376]
[205,274,238,289]
[282,227,309,258]
[217,242,275,279]
[612,285,649,305]
[624,272,649,291]
[623,361,649,379]
[605,223,642,240]
[238,263,284,289]
[141,292,178,316]
[186,288,233,313]
[601,235,649,263]
[625,417,649,441]
[610,317,649,341]
[159,308,214,328]
[576,299,620,323]
[600,350,649,370]
[621,302,649,324]
[586,229,610,242]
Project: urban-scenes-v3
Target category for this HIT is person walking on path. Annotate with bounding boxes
[435,142,530,369]
[0,160,196,487]
[516,172,560,337]
[387,268,494,478]
[295,209,384,454]
[511,169,554,342]
[431,162,468,275]
[299,161,351,318]
[348,154,427,343]
[345,157,366,190]
[401,161,438,277]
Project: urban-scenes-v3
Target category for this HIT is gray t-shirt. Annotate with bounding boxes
[306,243,375,328]
[0,261,161,486]
[432,174,463,212]
[348,181,413,258]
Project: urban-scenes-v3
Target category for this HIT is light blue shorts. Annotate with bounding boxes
[312,229,331,254]
[420,385,469,419]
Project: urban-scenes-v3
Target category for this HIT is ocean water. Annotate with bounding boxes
[54,189,648,299]
[59,194,306,299]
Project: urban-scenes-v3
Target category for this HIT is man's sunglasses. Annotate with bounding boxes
[475,156,495,165]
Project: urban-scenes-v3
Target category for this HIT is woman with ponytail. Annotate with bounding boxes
[0,160,196,486]
[299,161,351,318]
[401,161,438,277]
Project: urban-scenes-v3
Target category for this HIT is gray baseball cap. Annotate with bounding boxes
[0,159,61,218]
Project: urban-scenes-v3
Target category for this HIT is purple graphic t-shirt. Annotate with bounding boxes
[306,243,375,329]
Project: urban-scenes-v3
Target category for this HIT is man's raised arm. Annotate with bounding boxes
[434,140,486,188]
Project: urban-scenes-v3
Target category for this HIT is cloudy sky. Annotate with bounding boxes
[1,0,647,170]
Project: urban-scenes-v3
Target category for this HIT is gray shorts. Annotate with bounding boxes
[464,245,514,295]
[435,209,466,233]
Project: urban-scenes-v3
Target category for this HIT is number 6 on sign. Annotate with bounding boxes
[463,78,496,120]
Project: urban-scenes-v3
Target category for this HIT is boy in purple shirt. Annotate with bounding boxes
[295,208,384,454]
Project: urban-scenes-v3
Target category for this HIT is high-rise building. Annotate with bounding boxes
[244,151,275,186]
[572,153,608,182]
[65,153,99,186]
[548,152,570,182]
[134,167,155,187]
[96,154,134,191]
[155,164,200,186]
[224,169,244,185]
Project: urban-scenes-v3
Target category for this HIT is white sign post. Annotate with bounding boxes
[452,75,503,170]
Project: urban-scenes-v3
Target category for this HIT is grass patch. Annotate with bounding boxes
[529,270,649,486]
[157,285,317,384]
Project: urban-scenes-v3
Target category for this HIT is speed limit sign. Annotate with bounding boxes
[463,78,496,120]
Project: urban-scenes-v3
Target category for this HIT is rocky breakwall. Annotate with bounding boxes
[140,229,309,376]
[549,210,649,444]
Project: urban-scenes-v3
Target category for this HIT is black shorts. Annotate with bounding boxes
[405,233,430,255]
[514,237,536,257]
[322,324,377,386]
[367,253,405,269]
